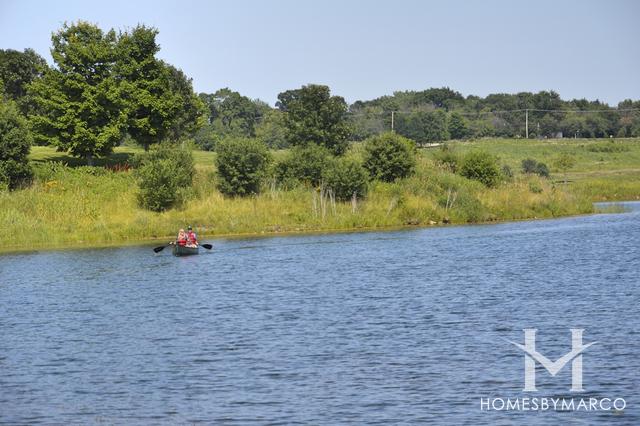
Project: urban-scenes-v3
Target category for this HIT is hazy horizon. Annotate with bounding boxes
[1,0,638,106]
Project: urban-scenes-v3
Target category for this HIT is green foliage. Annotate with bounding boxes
[322,157,368,201]
[193,123,220,151]
[0,96,33,189]
[554,153,576,173]
[277,84,351,155]
[275,144,332,187]
[134,144,195,211]
[0,48,48,114]
[117,26,203,149]
[255,109,288,149]
[521,158,550,177]
[363,132,416,182]
[432,143,460,172]
[28,21,126,164]
[460,151,501,187]
[199,88,268,138]
[216,137,271,196]
[397,110,449,143]
[447,112,470,140]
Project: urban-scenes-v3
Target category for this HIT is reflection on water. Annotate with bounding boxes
[1,203,639,424]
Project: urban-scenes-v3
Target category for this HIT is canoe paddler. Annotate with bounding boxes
[186,226,198,248]
[176,228,187,246]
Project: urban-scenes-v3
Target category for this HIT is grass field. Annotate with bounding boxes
[1,138,638,252]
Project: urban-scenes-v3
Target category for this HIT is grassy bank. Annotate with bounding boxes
[1,138,638,252]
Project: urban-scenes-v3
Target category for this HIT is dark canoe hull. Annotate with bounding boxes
[172,244,199,257]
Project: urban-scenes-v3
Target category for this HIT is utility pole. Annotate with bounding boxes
[525,109,529,139]
[391,111,395,132]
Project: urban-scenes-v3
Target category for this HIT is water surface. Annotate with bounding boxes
[1,203,639,424]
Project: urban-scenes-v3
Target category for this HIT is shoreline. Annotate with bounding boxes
[0,203,631,255]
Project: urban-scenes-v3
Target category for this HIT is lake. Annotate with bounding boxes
[1,203,639,425]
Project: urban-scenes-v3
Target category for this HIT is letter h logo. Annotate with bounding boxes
[511,329,595,392]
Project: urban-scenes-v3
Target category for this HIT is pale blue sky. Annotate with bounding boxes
[1,0,638,105]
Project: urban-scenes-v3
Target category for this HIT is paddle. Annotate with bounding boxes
[153,242,174,253]
[200,243,213,250]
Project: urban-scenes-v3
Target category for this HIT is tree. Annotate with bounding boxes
[460,151,501,187]
[363,132,416,182]
[448,112,470,140]
[396,110,449,143]
[0,48,48,114]
[28,21,126,165]
[275,144,333,187]
[199,88,267,138]
[117,25,200,149]
[0,96,33,189]
[255,109,288,149]
[215,138,271,196]
[277,84,351,155]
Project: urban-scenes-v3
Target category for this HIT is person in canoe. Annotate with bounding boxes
[186,226,198,248]
[176,228,187,246]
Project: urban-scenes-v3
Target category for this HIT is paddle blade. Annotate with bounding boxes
[153,245,166,253]
[200,243,213,250]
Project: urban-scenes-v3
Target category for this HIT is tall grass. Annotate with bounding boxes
[1,139,638,252]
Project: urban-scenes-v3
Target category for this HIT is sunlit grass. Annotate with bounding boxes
[1,138,637,252]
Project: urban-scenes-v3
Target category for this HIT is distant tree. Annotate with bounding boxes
[397,110,449,143]
[363,132,416,182]
[255,109,288,149]
[215,138,271,196]
[164,64,206,141]
[277,84,351,155]
[28,21,126,165]
[0,96,33,189]
[199,88,267,138]
[0,48,48,114]
[448,112,470,139]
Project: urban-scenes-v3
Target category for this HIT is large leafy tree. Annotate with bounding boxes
[277,84,351,155]
[28,22,126,164]
[117,25,182,150]
[0,95,33,189]
[0,48,48,114]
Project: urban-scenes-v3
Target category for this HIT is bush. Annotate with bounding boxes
[216,137,271,196]
[275,144,332,187]
[136,159,179,211]
[460,151,500,187]
[134,144,195,211]
[322,157,368,201]
[363,132,416,182]
[0,97,32,189]
[521,158,549,178]
[586,141,629,153]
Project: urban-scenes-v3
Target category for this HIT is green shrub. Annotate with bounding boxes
[134,144,195,211]
[216,137,271,196]
[460,151,501,187]
[136,159,179,211]
[521,158,549,178]
[363,132,416,182]
[322,157,368,201]
[0,96,32,189]
[275,144,332,187]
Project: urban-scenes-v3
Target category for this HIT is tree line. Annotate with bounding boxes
[1,21,639,193]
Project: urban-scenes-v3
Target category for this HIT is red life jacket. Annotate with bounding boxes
[187,231,197,244]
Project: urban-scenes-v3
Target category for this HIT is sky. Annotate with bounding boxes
[1,0,638,106]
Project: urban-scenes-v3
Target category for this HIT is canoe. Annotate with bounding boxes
[172,243,199,257]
